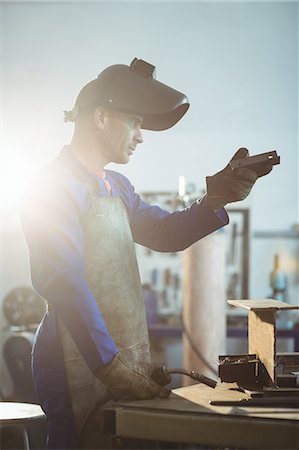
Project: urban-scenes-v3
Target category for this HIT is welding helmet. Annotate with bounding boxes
[64,58,189,131]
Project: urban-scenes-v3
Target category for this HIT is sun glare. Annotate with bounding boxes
[0,157,37,211]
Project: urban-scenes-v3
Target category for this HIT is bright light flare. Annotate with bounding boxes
[178,175,186,198]
[0,157,37,211]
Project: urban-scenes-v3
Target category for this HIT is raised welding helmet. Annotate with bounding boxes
[64,58,189,131]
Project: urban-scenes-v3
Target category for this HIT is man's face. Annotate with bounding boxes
[101,110,144,164]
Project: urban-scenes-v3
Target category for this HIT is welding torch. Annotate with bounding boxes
[151,366,217,389]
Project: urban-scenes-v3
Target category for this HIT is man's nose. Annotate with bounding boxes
[134,127,144,144]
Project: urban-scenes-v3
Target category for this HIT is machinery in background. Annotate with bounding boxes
[270,254,288,301]
[3,286,46,330]
[138,189,251,322]
[2,286,46,402]
[1,286,47,449]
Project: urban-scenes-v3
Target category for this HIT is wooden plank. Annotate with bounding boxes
[228,299,298,310]
[248,310,276,383]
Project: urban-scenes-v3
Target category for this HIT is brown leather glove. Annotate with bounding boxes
[95,354,171,401]
[206,148,258,211]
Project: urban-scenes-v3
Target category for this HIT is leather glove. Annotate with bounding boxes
[206,148,258,211]
[95,354,171,401]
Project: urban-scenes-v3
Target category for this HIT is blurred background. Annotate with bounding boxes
[0,0,298,402]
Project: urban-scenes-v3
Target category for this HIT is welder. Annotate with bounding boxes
[20,57,265,449]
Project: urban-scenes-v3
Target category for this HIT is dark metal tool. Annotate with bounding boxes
[152,366,217,388]
[229,150,280,177]
[210,397,299,408]
[218,354,267,390]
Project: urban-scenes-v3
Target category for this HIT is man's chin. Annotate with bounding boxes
[113,155,130,165]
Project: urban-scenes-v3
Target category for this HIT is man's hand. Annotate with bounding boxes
[95,354,171,401]
[206,148,258,211]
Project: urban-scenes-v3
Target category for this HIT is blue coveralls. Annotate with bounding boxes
[20,146,229,448]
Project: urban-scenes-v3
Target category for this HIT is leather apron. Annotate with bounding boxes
[58,185,151,432]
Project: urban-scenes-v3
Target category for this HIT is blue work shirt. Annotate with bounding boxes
[20,146,229,373]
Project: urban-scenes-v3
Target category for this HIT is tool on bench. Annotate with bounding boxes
[210,397,299,408]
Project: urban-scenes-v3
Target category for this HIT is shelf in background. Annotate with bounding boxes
[253,230,299,239]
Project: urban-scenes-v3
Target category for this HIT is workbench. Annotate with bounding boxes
[103,382,299,449]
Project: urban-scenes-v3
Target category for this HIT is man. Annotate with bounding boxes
[21,58,261,449]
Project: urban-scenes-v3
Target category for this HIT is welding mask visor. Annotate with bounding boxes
[69,58,189,131]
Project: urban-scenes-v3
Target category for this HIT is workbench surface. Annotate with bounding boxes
[104,383,299,449]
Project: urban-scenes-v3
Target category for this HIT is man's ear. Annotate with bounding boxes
[94,107,106,129]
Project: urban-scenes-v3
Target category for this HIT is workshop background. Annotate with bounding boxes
[0,0,298,399]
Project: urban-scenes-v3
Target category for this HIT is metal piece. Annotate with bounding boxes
[221,300,299,391]
[210,397,299,408]
[229,150,280,173]
[248,309,276,385]
[218,354,267,390]
[263,387,299,397]
[276,374,299,388]
[227,299,298,310]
